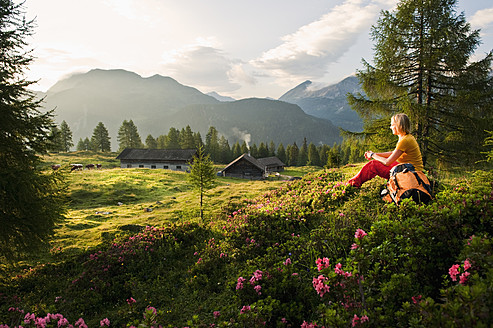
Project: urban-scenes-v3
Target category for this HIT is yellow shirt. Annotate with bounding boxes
[395,134,424,171]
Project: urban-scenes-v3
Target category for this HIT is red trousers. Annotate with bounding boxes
[348,160,398,188]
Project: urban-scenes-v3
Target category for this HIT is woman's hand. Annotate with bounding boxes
[364,151,374,160]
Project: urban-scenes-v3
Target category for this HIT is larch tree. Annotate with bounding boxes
[0,0,65,260]
[187,146,216,220]
[117,119,142,151]
[348,0,493,167]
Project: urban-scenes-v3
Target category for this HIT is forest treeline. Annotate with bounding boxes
[48,119,366,167]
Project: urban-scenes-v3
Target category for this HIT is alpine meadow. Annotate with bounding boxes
[1,0,493,328]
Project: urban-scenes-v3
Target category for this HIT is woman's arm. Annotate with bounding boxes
[368,148,403,166]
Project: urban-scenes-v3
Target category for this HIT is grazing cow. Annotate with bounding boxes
[96,164,102,169]
[70,164,83,172]
[86,164,95,170]
[51,164,61,171]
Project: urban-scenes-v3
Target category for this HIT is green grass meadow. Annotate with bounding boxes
[41,152,322,257]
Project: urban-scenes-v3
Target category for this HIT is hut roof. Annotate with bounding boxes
[116,148,197,161]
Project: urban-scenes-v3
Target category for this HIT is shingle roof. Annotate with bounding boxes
[116,148,197,161]
[222,153,264,172]
[257,156,286,167]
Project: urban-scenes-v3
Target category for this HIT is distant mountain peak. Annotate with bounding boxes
[206,91,236,102]
[278,75,363,132]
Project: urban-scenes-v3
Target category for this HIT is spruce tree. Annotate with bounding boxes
[307,143,320,166]
[205,126,220,161]
[179,125,195,149]
[59,120,73,152]
[91,122,111,152]
[0,1,65,260]
[145,134,157,149]
[348,0,493,167]
[165,127,181,149]
[277,143,287,164]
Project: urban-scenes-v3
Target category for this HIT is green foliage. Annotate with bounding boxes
[1,162,492,327]
[91,122,111,152]
[0,0,66,261]
[188,146,216,220]
[117,119,143,151]
[348,0,493,167]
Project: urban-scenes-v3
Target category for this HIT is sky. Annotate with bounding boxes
[24,0,493,100]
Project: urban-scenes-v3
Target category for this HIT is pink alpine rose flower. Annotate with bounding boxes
[355,229,368,240]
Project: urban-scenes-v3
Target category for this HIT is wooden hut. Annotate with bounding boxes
[116,148,196,171]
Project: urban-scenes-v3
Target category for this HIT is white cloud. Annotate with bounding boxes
[160,40,243,93]
[470,8,493,29]
[251,0,390,83]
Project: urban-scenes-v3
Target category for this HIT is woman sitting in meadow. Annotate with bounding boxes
[348,113,423,188]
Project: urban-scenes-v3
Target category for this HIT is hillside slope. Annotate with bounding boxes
[39,69,341,149]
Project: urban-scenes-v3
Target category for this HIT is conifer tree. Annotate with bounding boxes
[47,125,63,152]
[179,125,195,149]
[348,0,493,167]
[59,120,73,152]
[298,137,308,166]
[218,135,232,163]
[165,127,181,149]
[288,142,299,166]
[145,134,157,149]
[76,137,91,151]
[269,141,276,157]
[0,1,65,260]
[240,141,249,155]
[188,146,216,220]
[118,119,142,151]
[318,144,330,167]
[205,126,220,161]
[91,122,111,152]
[232,141,242,159]
[257,142,269,158]
[307,143,320,166]
[277,143,287,164]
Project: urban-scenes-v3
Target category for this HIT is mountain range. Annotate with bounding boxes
[38,69,362,150]
[279,76,363,132]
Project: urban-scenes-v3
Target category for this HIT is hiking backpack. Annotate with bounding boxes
[381,163,433,205]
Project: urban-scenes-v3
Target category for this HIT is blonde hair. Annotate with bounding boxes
[392,113,411,134]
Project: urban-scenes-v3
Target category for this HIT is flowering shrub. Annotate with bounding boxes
[1,170,492,327]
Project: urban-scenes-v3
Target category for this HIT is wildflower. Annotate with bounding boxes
[236,276,246,290]
[464,259,471,271]
[334,263,343,275]
[412,295,422,304]
[312,275,330,297]
[100,318,110,327]
[459,271,470,285]
[351,243,359,250]
[316,257,330,271]
[254,285,262,295]
[126,297,136,305]
[283,258,292,266]
[351,315,360,327]
[449,264,460,281]
[75,318,88,328]
[301,321,318,328]
[58,317,69,327]
[240,305,251,314]
[213,311,221,318]
[354,229,367,240]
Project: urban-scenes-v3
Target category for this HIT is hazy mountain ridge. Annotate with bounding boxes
[279,76,364,131]
[39,69,342,149]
